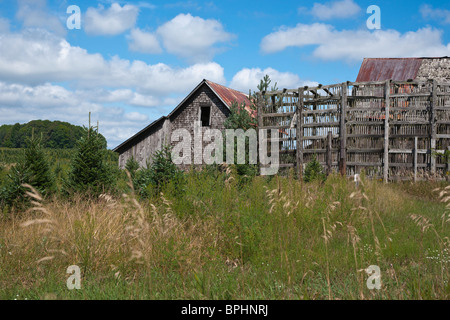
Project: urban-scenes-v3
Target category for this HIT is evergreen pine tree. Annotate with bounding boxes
[125,156,140,180]
[65,116,114,195]
[0,131,54,211]
[23,132,55,195]
[223,101,258,179]
[303,154,326,183]
[132,146,183,197]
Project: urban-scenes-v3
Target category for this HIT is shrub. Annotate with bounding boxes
[303,154,326,183]
[125,156,140,180]
[132,146,184,198]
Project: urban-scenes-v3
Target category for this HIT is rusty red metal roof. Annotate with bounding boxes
[206,80,252,108]
[356,58,423,82]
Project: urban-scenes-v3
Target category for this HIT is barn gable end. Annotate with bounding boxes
[114,79,250,169]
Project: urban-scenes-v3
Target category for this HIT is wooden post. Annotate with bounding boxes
[257,92,264,168]
[447,146,450,181]
[339,82,347,176]
[413,137,418,182]
[430,79,437,175]
[383,80,391,183]
[296,88,304,180]
[326,131,332,176]
[257,92,264,129]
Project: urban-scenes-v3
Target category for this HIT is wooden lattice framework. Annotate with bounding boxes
[257,79,450,181]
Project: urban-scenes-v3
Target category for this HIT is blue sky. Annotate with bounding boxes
[0,0,449,148]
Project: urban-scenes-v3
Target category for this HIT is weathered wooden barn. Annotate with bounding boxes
[356,57,450,82]
[113,79,251,168]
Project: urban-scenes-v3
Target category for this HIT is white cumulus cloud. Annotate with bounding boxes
[310,0,361,20]
[420,4,450,25]
[261,23,450,62]
[0,28,226,93]
[156,13,235,62]
[85,3,139,36]
[127,28,162,54]
[16,0,66,36]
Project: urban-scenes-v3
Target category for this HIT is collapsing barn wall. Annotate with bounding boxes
[118,118,172,169]
[258,79,450,181]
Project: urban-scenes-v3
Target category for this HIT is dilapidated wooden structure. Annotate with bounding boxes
[114,79,251,169]
[257,78,450,181]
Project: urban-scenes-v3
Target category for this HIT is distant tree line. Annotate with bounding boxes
[0,120,107,149]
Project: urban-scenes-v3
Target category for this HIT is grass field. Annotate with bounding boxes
[0,169,448,300]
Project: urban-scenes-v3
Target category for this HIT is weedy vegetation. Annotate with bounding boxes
[0,165,448,299]
[0,109,448,300]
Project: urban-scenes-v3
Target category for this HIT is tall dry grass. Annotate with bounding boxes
[0,172,448,300]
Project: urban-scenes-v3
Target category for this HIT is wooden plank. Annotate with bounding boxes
[301,135,339,140]
[384,80,390,183]
[257,92,264,168]
[347,162,382,167]
[347,121,385,125]
[390,134,429,138]
[431,79,437,175]
[262,112,295,118]
[339,82,347,176]
[296,88,304,179]
[262,137,295,143]
[414,137,418,182]
[323,88,334,97]
[348,96,384,100]
[447,146,450,180]
[303,149,338,154]
[389,149,429,154]
[389,107,429,111]
[326,131,332,175]
[302,109,339,115]
[302,122,341,128]
[260,125,292,130]
[347,134,384,138]
[390,121,430,125]
[390,93,431,98]
[347,148,384,153]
